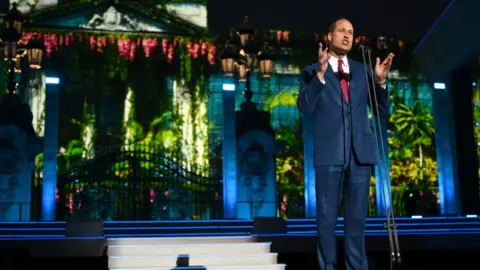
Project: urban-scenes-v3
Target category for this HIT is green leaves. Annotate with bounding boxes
[390,101,434,147]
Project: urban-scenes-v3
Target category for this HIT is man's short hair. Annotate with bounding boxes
[328,17,351,33]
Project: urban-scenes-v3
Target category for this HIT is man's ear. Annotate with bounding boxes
[327,32,332,44]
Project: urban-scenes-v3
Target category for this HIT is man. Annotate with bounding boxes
[297,18,393,270]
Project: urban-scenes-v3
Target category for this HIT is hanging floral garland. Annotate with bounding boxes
[20,31,217,65]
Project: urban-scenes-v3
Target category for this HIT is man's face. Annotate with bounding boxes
[328,19,354,55]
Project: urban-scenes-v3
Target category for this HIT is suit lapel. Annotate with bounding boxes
[325,65,343,106]
[347,59,362,107]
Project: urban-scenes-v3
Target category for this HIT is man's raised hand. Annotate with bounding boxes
[318,42,329,76]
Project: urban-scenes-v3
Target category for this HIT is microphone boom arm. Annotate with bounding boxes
[360,45,402,270]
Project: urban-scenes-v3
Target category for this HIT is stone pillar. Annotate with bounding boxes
[237,130,276,219]
[0,126,41,221]
[0,93,42,221]
[235,90,276,219]
[449,69,479,214]
[42,77,60,220]
[432,85,457,214]
[222,82,237,218]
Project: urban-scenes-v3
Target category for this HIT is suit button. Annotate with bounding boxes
[346,127,350,131]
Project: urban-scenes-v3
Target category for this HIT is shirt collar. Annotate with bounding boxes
[328,54,348,67]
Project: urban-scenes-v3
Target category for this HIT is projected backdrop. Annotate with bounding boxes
[5,0,439,220]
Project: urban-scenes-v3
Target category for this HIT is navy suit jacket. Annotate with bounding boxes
[297,58,390,166]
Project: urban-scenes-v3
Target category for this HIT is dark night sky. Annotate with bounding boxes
[0,1,9,14]
[207,0,453,37]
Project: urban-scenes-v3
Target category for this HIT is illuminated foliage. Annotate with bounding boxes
[10,0,440,218]
[263,74,438,217]
[389,101,436,186]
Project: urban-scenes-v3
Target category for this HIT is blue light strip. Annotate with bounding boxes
[0,215,477,225]
[222,78,238,218]
[3,229,480,240]
[42,81,60,221]
[2,221,478,232]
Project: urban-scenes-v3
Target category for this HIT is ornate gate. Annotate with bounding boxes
[56,142,222,221]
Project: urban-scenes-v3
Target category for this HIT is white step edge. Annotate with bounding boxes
[108,253,278,268]
[106,233,251,238]
[107,236,254,245]
[108,242,272,256]
[109,264,286,270]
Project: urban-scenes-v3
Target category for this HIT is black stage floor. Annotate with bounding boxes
[0,216,478,269]
[280,250,479,270]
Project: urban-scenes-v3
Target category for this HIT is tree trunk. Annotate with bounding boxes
[418,144,424,185]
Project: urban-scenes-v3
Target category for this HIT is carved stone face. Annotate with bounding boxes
[243,150,268,176]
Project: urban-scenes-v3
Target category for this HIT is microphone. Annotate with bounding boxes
[335,72,352,82]
[357,43,372,53]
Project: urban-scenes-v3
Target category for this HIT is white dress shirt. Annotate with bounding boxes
[328,54,349,74]
[319,54,349,84]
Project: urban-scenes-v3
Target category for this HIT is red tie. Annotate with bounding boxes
[338,59,349,103]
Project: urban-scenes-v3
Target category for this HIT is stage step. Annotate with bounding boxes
[110,265,286,270]
[107,236,285,269]
[108,242,271,256]
[107,236,255,245]
[109,253,278,268]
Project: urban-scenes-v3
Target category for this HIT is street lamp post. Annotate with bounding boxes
[0,3,45,221]
[219,17,274,219]
[1,3,44,95]
[220,16,274,90]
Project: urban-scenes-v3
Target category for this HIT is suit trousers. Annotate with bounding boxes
[315,150,372,270]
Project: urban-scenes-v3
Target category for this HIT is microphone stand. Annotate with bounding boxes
[359,45,402,270]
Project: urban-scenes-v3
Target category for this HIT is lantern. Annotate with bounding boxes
[220,41,238,76]
[4,3,24,34]
[2,27,21,60]
[237,16,255,47]
[258,43,274,78]
[26,35,44,69]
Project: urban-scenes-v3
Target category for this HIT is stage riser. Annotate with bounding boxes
[2,224,480,237]
[107,243,272,256]
[1,217,478,229]
[4,217,480,228]
[1,217,479,238]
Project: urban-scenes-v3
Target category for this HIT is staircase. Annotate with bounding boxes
[107,236,286,270]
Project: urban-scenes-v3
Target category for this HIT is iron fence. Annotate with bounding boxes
[31,142,223,221]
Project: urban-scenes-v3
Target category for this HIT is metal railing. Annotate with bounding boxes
[29,142,223,221]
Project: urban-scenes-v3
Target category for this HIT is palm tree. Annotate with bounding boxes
[390,102,435,177]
